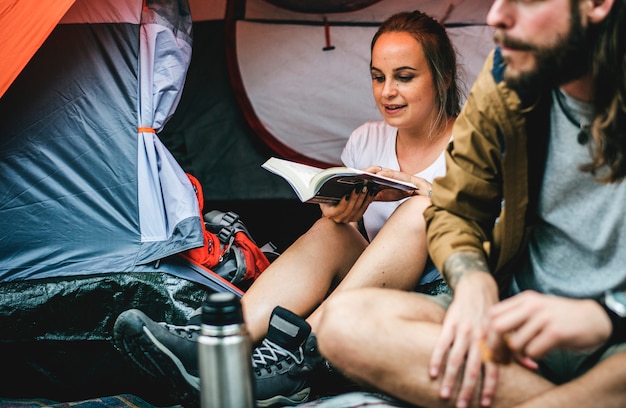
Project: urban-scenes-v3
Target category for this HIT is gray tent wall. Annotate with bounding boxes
[0,0,201,279]
[0,0,244,294]
[0,0,234,403]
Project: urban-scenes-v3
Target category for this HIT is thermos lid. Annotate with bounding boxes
[201,292,244,326]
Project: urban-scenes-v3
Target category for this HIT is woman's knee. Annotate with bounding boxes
[383,195,430,234]
[399,195,432,217]
[308,217,359,240]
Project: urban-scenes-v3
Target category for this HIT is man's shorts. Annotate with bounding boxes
[414,291,453,309]
[537,341,626,384]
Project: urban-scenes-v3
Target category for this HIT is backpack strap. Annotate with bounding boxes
[184,174,222,269]
[204,209,273,283]
[204,210,254,242]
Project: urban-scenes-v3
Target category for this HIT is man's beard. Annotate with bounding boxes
[494,11,592,93]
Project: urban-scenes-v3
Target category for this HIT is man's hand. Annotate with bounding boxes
[429,251,500,408]
[485,291,613,361]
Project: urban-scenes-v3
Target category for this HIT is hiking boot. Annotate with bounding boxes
[113,309,201,406]
[253,306,323,407]
[114,306,321,408]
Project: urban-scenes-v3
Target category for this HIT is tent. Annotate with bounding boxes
[0,0,494,404]
[0,0,235,402]
[0,0,234,290]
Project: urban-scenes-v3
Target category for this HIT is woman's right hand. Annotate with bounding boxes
[319,185,375,223]
[371,166,432,201]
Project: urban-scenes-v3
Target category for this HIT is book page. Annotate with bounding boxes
[262,158,323,199]
[278,160,325,187]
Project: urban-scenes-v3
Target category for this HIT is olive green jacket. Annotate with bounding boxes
[424,48,551,294]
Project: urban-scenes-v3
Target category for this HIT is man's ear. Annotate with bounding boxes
[584,0,615,24]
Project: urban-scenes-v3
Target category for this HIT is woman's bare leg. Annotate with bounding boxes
[241,217,367,342]
[306,196,433,329]
[243,195,432,342]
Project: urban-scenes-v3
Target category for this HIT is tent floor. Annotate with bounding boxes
[0,341,180,407]
[0,340,367,407]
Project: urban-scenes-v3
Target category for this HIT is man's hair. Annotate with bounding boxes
[370,10,463,136]
[585,0,626,183]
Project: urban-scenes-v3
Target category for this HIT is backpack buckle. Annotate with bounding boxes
[217,225,236,246]
[221,211,239,227]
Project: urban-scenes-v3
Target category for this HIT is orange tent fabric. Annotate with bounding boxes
[0,0,76,99]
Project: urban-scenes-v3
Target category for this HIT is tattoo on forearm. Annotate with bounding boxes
[443,251,489,289]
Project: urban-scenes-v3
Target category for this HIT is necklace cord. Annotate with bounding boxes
[553,89,590,145]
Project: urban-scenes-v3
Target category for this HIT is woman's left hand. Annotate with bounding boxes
[365,166,432,201]
[319,184,375,223]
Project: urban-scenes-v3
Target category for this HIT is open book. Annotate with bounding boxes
[262,157,417,204]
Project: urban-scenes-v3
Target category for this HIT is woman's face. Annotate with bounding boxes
[371,31,438,133]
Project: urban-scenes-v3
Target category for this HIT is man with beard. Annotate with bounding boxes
[315,0,626,406]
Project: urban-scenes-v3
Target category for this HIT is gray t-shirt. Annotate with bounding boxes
[512,89,626,298]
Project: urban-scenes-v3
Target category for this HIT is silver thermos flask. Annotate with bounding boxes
[198,292,256,408]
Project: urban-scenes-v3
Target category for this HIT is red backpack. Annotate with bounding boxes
[185,174,276,289]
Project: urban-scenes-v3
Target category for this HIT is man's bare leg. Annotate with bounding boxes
[317,288,555,407]
[514,350,626,408]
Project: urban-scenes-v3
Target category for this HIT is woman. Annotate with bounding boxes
[243,7,460,338]
[113,10,462,408]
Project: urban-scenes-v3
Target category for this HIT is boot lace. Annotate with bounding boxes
[252,338,303,370]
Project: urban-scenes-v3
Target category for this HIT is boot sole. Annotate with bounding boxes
[256,387,310,407]
[113,311,200,407]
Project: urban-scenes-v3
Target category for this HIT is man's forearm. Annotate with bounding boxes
[442,250,491,290]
